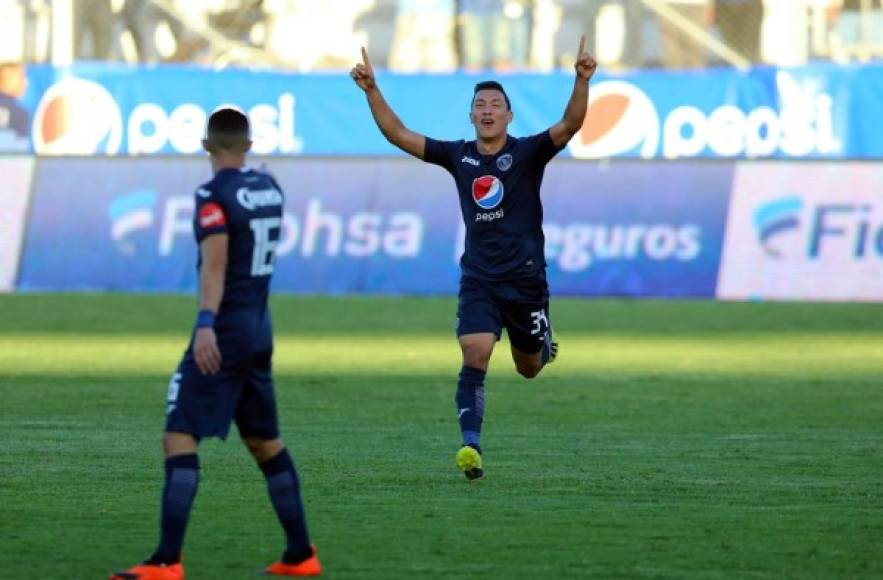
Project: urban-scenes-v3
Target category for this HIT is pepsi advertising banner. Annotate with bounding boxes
[13,62,883,160]
[17,158,731,297]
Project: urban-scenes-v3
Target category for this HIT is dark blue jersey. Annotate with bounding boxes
[193,167,284,311]
[424,131,564,280]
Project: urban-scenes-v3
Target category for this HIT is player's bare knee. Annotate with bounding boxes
[461,345,491,370]
[242,435,283,463]
[463,352,491,371]
[241,435,265,457]
[163,431,198,457]
[516,361,542,379]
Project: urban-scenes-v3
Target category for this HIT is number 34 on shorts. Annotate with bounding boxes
[530,309,549,336]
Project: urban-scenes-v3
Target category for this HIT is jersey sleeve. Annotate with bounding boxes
[423,138,463,172]
[193,186,229,242]
[263,171,287,203]
[523,130,566,168]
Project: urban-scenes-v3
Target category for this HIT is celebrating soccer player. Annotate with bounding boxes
[111,108,321,579]
[351,38,597,480]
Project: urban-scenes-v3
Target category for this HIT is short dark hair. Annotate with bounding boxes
[472,80,511,110]
[204,107,250,152]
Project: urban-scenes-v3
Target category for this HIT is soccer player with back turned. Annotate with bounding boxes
[111,108,321,579]
[351,38,597,480]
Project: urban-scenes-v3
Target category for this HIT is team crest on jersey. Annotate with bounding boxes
[496,153,513,171]
[472,175,504,209]
[198,202,226,228]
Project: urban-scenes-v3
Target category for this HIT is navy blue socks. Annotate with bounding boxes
[152,453,199,564]
[456,365,486,450]
[260,449,312,564]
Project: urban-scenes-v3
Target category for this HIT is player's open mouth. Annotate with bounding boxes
[481,119,494,126]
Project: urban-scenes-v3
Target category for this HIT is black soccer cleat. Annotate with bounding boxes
[547,340,558,364]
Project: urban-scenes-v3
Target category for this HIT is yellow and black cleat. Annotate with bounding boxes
[456,445,484,480]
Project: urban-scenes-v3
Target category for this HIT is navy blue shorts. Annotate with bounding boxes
[165,349,279,441]
[456,275,551,354]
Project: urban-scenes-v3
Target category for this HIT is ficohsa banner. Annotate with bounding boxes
[717,162,883,301]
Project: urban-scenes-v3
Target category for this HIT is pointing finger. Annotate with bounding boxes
[361,46,372,70]
[578,35,585,57]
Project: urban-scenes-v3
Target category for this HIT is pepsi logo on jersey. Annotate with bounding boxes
[472,175,504,210]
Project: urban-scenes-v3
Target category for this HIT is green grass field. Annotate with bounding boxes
[1,294,881,579]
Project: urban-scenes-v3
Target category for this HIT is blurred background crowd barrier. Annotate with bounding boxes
[1,0,881,71]
[1,1,881,301]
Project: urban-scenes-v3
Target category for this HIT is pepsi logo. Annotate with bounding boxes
[472,175,504,209]
[568,81,659,159]
[32,77,123,155]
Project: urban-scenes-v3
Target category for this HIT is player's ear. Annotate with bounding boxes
[244,140,253,153]
[202,139,213,154]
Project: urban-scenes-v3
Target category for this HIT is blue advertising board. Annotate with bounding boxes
[17,157,731,297]
[12,62,883,159]
[541,161,732,296]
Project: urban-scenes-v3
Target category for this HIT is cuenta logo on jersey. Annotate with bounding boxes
[32,77,304,156]
[752,195,883,260]
[570,75,841,159]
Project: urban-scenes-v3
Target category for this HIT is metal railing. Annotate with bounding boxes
[2,0,881,70]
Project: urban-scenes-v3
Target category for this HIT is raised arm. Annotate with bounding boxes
[549,36,598,149]
[351,47,426,159]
